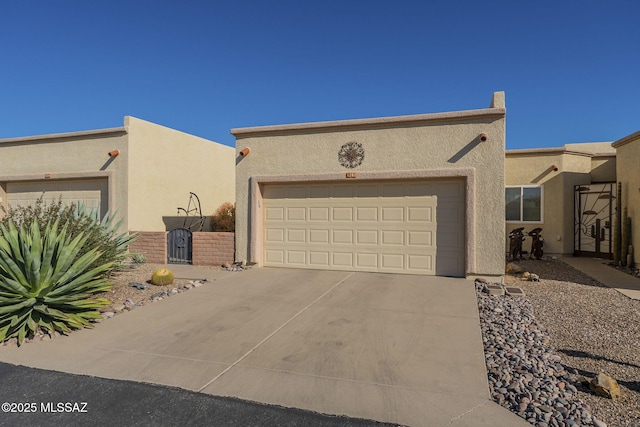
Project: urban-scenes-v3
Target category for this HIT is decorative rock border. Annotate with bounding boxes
[99,279,208,318]
[476,280,608,427]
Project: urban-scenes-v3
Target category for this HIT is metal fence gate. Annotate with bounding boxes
[167,228,193,264]
[574,183,614,259]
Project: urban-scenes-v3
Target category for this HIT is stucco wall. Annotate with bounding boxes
[590,155,616,183]
[0,129,129,228]
[126,117,236,232]
[505,150,592,255]
[233,93,506,277]
[613,132,640,268]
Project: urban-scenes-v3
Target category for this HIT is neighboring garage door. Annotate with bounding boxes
[262,180,465,276]
[7,179,109,220]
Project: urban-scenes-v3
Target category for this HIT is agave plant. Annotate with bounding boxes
[0,219,113,345]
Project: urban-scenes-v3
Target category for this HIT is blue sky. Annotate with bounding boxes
[2,1,638,149]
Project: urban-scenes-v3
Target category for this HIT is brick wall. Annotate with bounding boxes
[193,232,235,266]
[129,231,235,266]
[129,231,167,264]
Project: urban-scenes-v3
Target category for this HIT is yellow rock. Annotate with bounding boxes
[590,372,621,399]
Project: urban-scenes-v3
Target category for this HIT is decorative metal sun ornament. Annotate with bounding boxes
[338,142,365,169]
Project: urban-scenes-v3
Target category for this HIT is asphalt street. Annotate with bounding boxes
[0,362,392,427]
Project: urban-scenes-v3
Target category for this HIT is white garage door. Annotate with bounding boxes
[7,179,108,220]
[263,180,465,276]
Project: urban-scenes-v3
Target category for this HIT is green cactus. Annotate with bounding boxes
[622,208,629,267]
[151,268,174,286]
[613,182,622,264]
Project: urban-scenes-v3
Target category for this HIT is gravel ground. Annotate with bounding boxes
[505,259,640,427]
[96,262,224,307]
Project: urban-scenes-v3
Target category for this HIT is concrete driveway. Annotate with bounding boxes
[0,267,526,426]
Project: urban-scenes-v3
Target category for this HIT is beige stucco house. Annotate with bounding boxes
[232,92,507,279]
[612,130,640,267]
[0,116,235,233]
[505,142,617,258]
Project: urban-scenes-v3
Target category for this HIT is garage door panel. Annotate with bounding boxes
[309,229,329,243]
[287,251,306,264]
[287,229,306,243]
[356,207,378,221]
[408,206,433,222]
[332,229,353,244]
[266,228,285,242]
[333,252,353,267]
[265,250,285,264]
[309,252,330,266]
[382,230,404,245]
[356,230,378,245]
[286,207,306,221]
[381,207,404,222]
[356,253,378,268]
[332,207,353,221]
[408,254,433,271]
[263,180,465,276]
[381,253,404,269]
[309,207,329,221]
[266,207,285,221]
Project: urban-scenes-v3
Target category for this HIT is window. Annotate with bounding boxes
[506,186,542,222]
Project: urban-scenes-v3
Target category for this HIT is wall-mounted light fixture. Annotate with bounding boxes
[108,149,120,157]
[479,133,488,142]
[551,164,558,171]
[239,147,251,157]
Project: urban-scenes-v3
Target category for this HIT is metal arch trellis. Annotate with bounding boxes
[176,192,206,231]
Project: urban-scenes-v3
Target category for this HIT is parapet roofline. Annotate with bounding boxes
[231,107,506,137]
[612,130,640,148]
[507,146,615,158]
[0,126,127,145]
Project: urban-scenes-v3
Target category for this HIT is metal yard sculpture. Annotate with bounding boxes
[528,227,544,260]
[508,227,526,261]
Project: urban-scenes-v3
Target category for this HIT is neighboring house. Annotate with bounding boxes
[612,130,640,268]
[505,143,617,258]
[0,116,235,233]
[232,92,507,279]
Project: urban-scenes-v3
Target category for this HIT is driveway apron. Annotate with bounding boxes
[0,268,527,426]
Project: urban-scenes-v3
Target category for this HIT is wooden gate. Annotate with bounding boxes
[167,228,193,264]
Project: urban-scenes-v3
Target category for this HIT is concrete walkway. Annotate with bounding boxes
[561,256,640,300]
[0,267,527,427]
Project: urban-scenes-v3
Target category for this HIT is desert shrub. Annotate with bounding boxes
[211,202,235,232]
[131,253,147,264]
[0,219,113,345]
[0,197,136,275]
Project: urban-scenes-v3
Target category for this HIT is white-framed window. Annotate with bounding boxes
[506,186,543,222]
